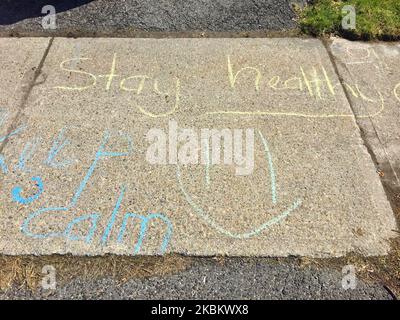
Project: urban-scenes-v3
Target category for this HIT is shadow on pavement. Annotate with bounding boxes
[0,0,94,25]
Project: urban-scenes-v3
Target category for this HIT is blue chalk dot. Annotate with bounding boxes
[12,176,44,205]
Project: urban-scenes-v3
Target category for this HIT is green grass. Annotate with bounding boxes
[299,0,400,40]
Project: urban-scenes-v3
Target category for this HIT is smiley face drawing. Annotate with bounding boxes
[176,129,302,239]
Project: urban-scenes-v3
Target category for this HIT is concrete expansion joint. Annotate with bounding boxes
[323,39,400,212]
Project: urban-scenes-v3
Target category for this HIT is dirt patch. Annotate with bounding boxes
[0,254,192,292]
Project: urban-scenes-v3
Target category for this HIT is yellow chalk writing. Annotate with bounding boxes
[54,58,97,91]
[227,55,261,91]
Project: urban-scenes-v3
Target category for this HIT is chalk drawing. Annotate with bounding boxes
[21,130,132,238]
[135,78,181,118]
[0,109,6,127]
[19,130,172,254]
[259,132,277,205]
[0,125,26,143]
[205,91,385,119]
[54,58,97,91]
[117,212,173,254]
[101,185,126,245]
[98,53,119,91]
[9,50,398,253]
[0,155,8,174]
[101,185,172,253]
[340,82,376,102]
[45,127,73,168]
[176,131,301,239]
[346,46,371,60]
[227,55,262,91]
[394,82,400,103]
[0,109,9,174]
[12,176,44,205]
[227,56,336,99]
[343,46,389,71]
[0,110,26,143]
[203,138,211,187]
[70,131,132,207]
[16,137,41,172]
[300,66,315,97]
[64,213,99,244]
[120,75,150,94]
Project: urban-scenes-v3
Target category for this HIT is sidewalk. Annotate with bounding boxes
[0,36,399,298]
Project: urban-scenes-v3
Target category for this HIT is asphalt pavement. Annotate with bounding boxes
[0,258,393,300]
[0,0,308,36]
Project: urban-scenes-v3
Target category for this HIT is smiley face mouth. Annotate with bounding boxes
[176,130,302,239]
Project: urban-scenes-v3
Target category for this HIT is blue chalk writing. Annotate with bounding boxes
[101,185,126,245]
[0,154,8,174]
[16,138,40,172]
[0,111,26,143]
[99,185,173,253]
[45,127,73,168]
[64,213,99,244]
[70,131,133,207]
[258,131,277,204]
[12,176,44,205]
[21,130,173,253]
[0,125,27,144]
[0,110,26,174]
[0,109,6,127]
[22,206,68,238]
[22,130,133,238]
[117,212,173,254]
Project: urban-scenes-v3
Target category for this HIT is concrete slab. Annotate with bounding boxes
[330,38,400,197]
[0,38,397,257]
[0,37,50,160]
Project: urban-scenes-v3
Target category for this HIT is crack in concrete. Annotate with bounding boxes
[0,37,54,157]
